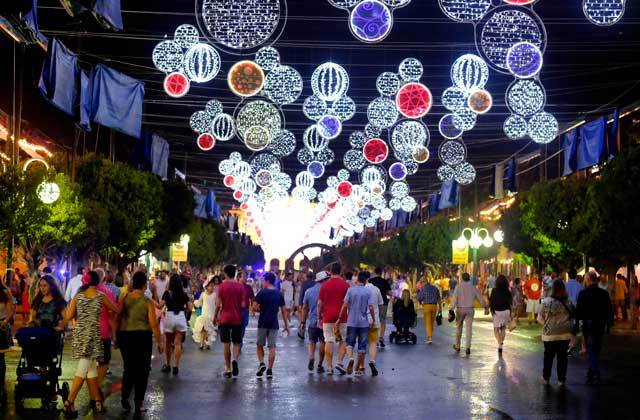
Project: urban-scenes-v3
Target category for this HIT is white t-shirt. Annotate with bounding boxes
[281,280,294,303]
[365,283,384,327]
[64,274,83,302]
[155,278,169,301]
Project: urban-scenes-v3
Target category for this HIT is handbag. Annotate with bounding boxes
[436,311,443,326]
[448,309,456,323]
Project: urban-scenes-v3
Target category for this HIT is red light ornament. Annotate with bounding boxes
[197,133,216,151]
[336,181,353,198]
[233,190,244,201]
[223,175,236,188]
[164,72,190,98]
[363,138,389,164]
[395,82,432,119]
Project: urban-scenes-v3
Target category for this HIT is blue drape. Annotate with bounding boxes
[428,194,439,215]
[562,129,578,176]
[91,64,144,138]
[438,180,458,211]
[151,134,169,180]
[93,0,123,31]
[79,70,92,131]
[506,158,517,192]
[22,0,47,44]
[608,108,620,158]
[576,116,606,170]
[38,38,79,117]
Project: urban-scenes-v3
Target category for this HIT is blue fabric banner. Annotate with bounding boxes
[79,70,92,131]
[506,158,517,192]
[428,194,439,215]
[22,0,47,45]
[151,134,169,180]
[38,38,79,117]
[608,108,620,158]
[438,180,458,211]
[562,129,578,176]
[577,116,606,170]
[93,0,123,31]
[91,64,144,138]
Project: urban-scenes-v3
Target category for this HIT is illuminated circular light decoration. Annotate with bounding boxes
[152,41,184,73]
[389,162,408,181]
[349,0,393,43]
[317,115,343,139]
[442,87,468,112]
[439,114,463,140]
[267,129,296,157]
[296,171,315,188]
[390,181,409,198]
[303,126,329,152]
[211,113,236,141]
[412,145,430,163]
[164,72,190,98]
[244,126,271,151]
[367,97,399,128]
[363,138,389,164]
[201,0,280,50]
[303,95,328,121]
[454,162,476,185]
[361,165,385,185]
[349,131,367,148]
[197,133,216,151]
[467,89,493,114]
[398,58,423,82]
[503,114,528,140]
[297,148,315,165]
[205,99,224,117]
[183,43,221,83]
[232,161,252,180]
[344,149,367,171]
[311,63,350,102]
[255,169,274,188]
[439,140,466,166]
[174,24,199,49]
[478,7,546,72]
[506,79,545,117]
[404,159,419,175]
[337,181,353,198]
[250,153,281,176]
[396,82,432,119]
[506,41,543,79]
[401,195,417,212]
[528,112,559,144]
[228,61,265,97]
[330,96,357,121]
[236,100,281,141]
[233,190,244,201]
[316,148,336,165]
[219,159,234,175]
[307,161,326,178]
[376,72,401,96]
[37,182,60,204]
[263,65,303,106]
[388,198,401,210]
[255,46,281,71]
[451,54,489,93]
[230,152,243,162]
[223,175,236,187]
[438,0,492,23]
[452,109,477,131]
[583,0,625,26]
[391,120,429,152]
[337,169,351,181]
[190,111,213,134]
[364,123,382,139]
[503,0,536,4]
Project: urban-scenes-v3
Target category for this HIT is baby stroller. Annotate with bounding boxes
[389,296,417,345]
[14,327,69,411]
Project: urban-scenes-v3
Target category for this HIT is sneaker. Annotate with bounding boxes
[266,369,273,379]
[378,338,386,348]
[542,377,550,386]
[453,345,461,352]
[465,348,471,355]
[308,358,315,373]
[427,337,432,345]
[161,364,171,373]
[369,361,378,377]
[355,369,365,376]
[172,367,179,375]
[223,370,232,379]
[256,363,267,378]
[326,368,334,375]
[335,363,347,375]
[317,365,325,374]
[346,359,355,375]
[232,360,239,377]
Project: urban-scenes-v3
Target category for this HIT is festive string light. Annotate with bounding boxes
[454,161,476,185]
[211,113,236,141]
[451,54,489,93]
[442,87,468,112]
[376,72,401,96]
[404,159,419,175]
[361,165,386,185]
[389,162,408,181]
[452,108,477,131]
[337,169,351,181]
[236,100,281,141]
[349,131,367,148]
[223,174,236,187]
[367,96,399,129]
[183,43,221,83]
[174,24,199,49]
[337,181,353,198]
[228,60,265,97]
[267,129,296,157]
[255,46,281,71]
[439,140,467,166]
[467,89,493,114]
[164,72,190,98]
[37,182,60,204]
[503,114,528,140]
[190,110,213,134]
[232,161,252,179]
[363,138,389,164]
[478,7,546,72]
[255,169,274,188]
[250,153,281,176]
[391,120,429,155]
[303,125,329,152]
[317,115,343,139]
[205,99,224,117]
[303,95,328,121]
[390,181,409,198]
[506,41,543,79]
[583,0,626,26]
[401,195,417,212]
[349,0,393,43]
[316,148,336,165]
[412,145,430,163]
[388,197,401,210]
[244,126,271,151]
[152,41,184,73]
[398,58,423,82]
[396,82,432,118]
[528,111,559,144]
[330,96,357,121]
[311,63,350,102]
[506,79,545,117]
[263,65,304,106]
[297,148,315,165]
[439,114,463,140]
[364,123,382,139]
[201,0,281,50]
[197,133,216,151]
[344,148,367,172]
[438,0,491,23]
[230,152,243,162]
[219,159,234,175]
[296,171,315,188]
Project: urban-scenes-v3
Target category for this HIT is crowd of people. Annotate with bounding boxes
[0,261,636,417]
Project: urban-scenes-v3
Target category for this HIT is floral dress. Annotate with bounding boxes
[72,292,104,360]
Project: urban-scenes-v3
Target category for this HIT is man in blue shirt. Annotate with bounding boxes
[565,269,583,307]
[300,271,329,373]
[336,271,375,376]
[253,272,289,379]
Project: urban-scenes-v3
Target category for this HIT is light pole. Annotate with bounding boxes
[454,228,504,277]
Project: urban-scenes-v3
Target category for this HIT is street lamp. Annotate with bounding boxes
[456,227,503,276]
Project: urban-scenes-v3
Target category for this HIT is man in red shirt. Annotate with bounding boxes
[523,276,542,324]
[214,265,246,378]
[317,262,350,375]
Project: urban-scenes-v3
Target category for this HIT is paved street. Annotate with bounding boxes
[2,311,640,420]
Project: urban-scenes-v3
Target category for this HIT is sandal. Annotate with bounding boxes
[63,400,78,418]
[94,400,106,414]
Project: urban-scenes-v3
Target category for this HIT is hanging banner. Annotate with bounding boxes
[452,241,469,264]
[171,242,188,262]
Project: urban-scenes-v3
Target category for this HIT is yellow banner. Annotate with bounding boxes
[452,241,469,264]
[171,242,188,262]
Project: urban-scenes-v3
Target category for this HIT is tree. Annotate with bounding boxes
[187,219,229,268]
[148,179,196,254]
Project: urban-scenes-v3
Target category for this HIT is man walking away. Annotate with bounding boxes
[254,272,289,379]
[576,271,614,385]
[369,267,392,348]
[566,269,583,308]
[317,263,350,375]
[238,271,254,345]
[213,265,246,379]
[451,272,487,355]
[300,271,329,373]
[364,272,383,375]
[613,274,628,321]
[417,279,442,345]
[337,271,375,376]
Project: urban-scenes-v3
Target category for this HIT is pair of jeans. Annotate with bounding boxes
[422,304,438,339]
[455,308,475,349]
[240,309,249,340]
[583,326,604,380]
[118,331,152,406]
[543,340,570,381]
[346,326,369,353]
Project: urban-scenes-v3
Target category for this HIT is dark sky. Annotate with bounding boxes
[2,0,639,206]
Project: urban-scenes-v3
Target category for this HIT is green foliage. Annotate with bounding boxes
[148,179,195,254]
[187,219,228,268]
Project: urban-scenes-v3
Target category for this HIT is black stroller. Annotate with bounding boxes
[389,297,418,345]
[14,327,69,411]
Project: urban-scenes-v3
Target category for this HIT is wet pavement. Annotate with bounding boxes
[2,310,640,420]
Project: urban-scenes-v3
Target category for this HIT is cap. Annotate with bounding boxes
[315,271,329,282]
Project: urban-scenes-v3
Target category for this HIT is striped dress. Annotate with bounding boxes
[72,292,104,360]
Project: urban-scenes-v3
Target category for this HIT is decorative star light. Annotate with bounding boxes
[583,0,626,26]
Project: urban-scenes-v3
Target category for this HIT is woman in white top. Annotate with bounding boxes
[281,276,294,323]
[192,279,217,350]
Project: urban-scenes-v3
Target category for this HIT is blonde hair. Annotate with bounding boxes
[401,289,411,307]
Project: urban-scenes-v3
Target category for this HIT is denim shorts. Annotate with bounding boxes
[307,326,325,344]
[346,326,369,353]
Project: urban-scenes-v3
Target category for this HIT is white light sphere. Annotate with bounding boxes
[297,148,315,165]
[37,182,60,204]
[232,161,252,179]
[454,162,476,185]
[152,40,184,73]
[205,99,224,117]
[494,229,505,243]
[327,176,340,189]
[329,96,357,121]
[503,114,528,140]
[437,164,456,182]
[400,195,417,212]
[389,198,402,210]
[350,131,367,149]
[244,126,271,151]
[364,123,382,140]
[344,149,367,172]
[183,43,221,83]
[211,113,235,141]
[255,46,281,71]
[218,159,234,175]
[398,58,423,82]
[250,153,281,177]
[380,207,393,221]
[255,169,273,188]
[528,112,559,144]
[442,87,468,112]
[303,95,328,121]
[229,151,243,162]
[451,54,489,93]
[263,65,303,106]
[439,140,467,166]
[506,79,545,117]
[303,125,329,152]
[506,41,543,79]
[391,120,429,156]
[236,100,281,141]
[439,114,464,140]
[174,24,199,49]
[316,148,336,166]
[190,110,213,134]
[391,181,409,198]
[376,72,401,96]
[367,97,399,129]
[583,0,625,26]
[296,171,315,188]
[438,0,492,23]
[267,129,296,157]
[311,63,350,102]
[452,109,477,131]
